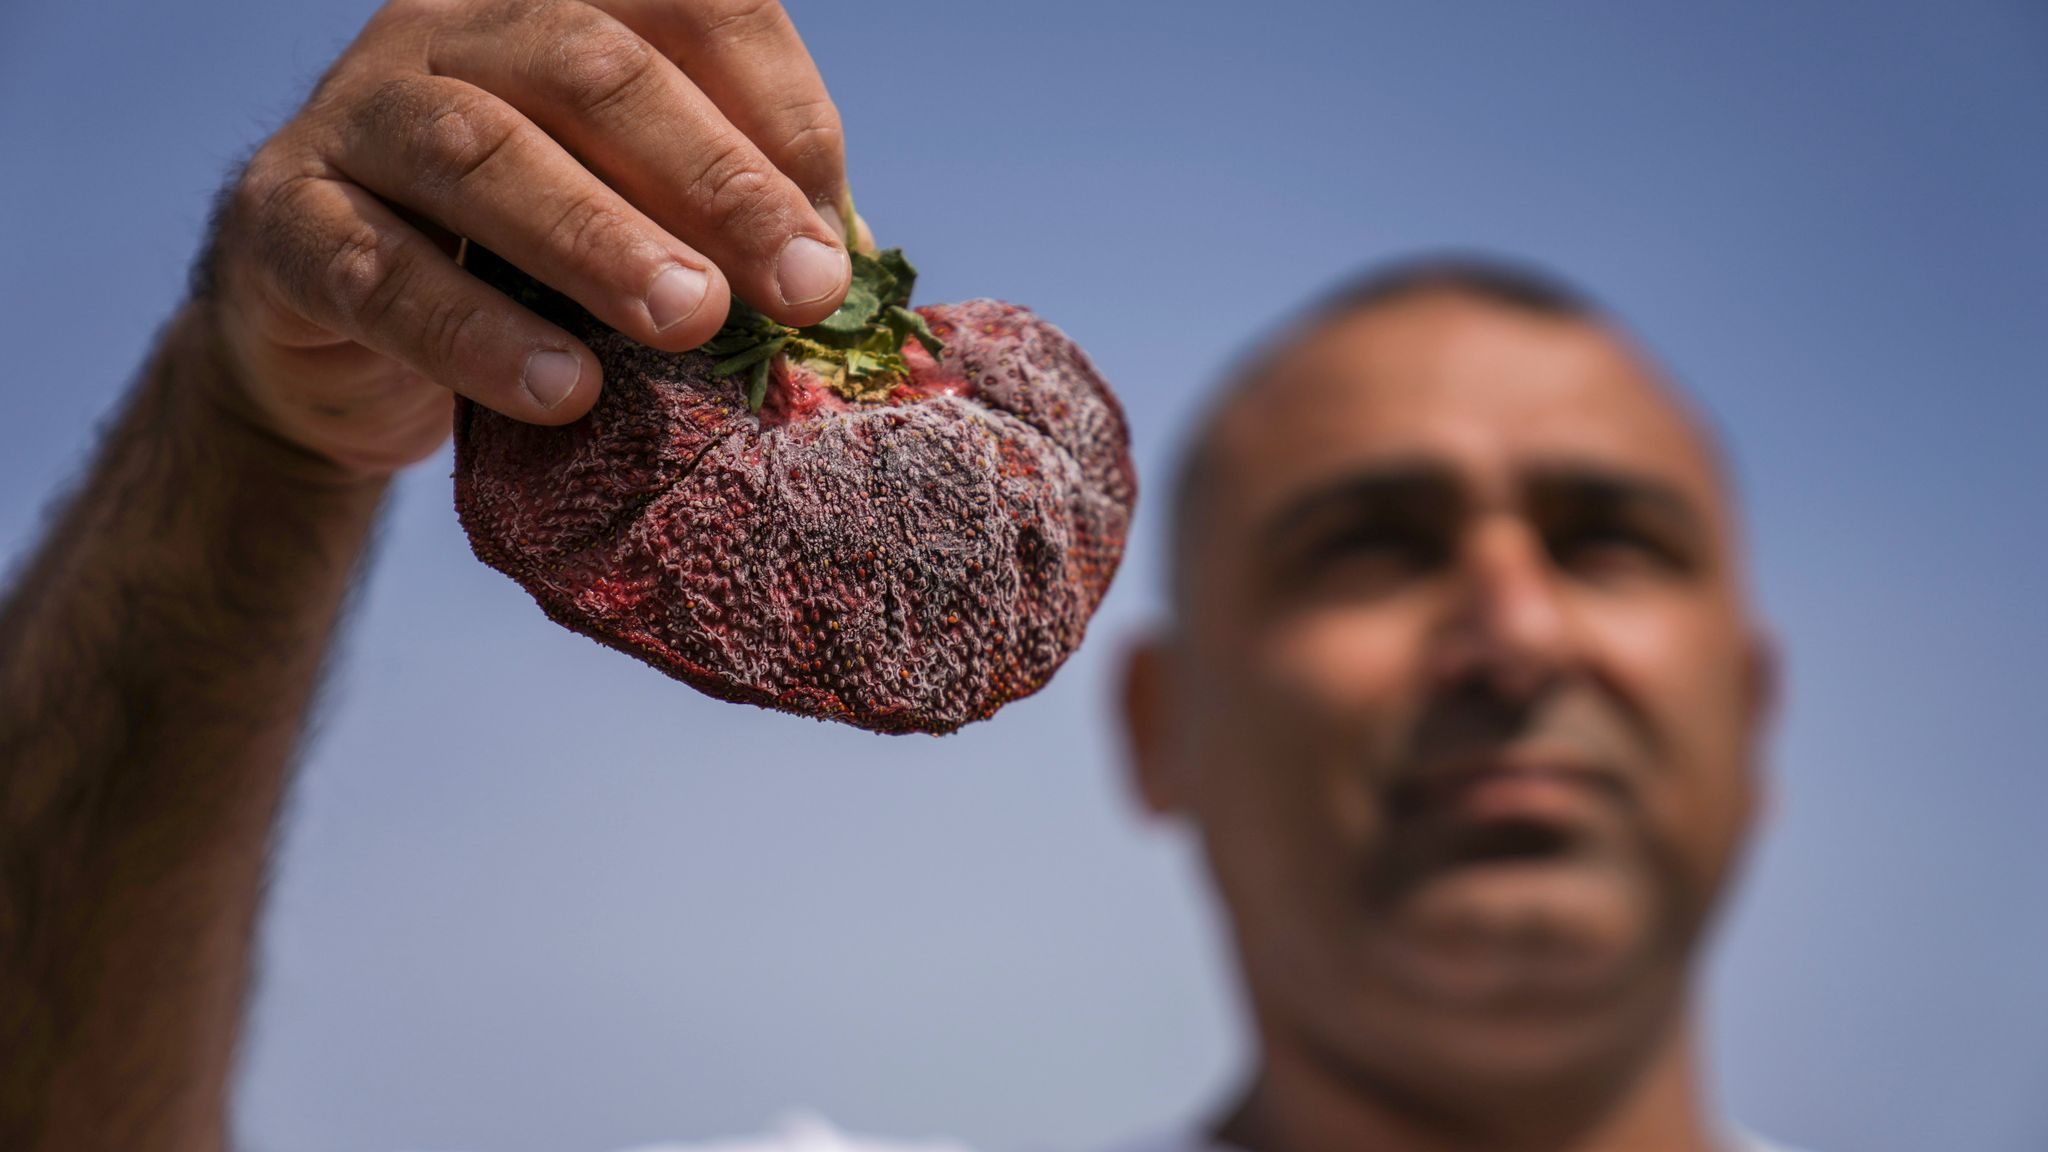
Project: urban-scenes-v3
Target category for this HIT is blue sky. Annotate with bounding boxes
[3,3,2045,1151]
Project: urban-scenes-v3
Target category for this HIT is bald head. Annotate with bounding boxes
[1168,259,1736,613]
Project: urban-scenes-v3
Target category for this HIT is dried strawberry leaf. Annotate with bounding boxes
[711,335,788,377]
[701,246,939,410]
[808,251,903,340]
[874,249,918,305]
[883,304,946,358]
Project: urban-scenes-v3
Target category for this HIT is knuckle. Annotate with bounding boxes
[775,99,845,176]
[545,16,658,116]
[350,77,517,196]
[693,0,789,48]
[426,101,519,192]
[245,170,335,296]
[353,73,426,139]
[543,190,631,265]
[329,227,409,328]
[400,82,520,194]
[231,149,296,235]
[421,295,490,374]
[475,0,552,31]
[684,136,783,234]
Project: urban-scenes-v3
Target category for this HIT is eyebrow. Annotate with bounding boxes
[1257,461,1463,552]
[1526,464,1710,548]
[1255,460,1712,553]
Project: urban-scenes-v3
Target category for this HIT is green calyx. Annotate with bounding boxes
[703,246,947,413]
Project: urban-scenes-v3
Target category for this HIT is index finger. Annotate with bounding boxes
[427,2,849,326]
[592,0,852,237]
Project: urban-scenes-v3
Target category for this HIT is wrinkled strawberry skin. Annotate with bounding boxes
[454,272,1134,735]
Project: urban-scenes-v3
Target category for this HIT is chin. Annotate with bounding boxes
[1397,1015,1679,1134]
[1329,860,1683,1087]
[1405,861,1647,969]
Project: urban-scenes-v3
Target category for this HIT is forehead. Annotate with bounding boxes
[1205,293,1725,530]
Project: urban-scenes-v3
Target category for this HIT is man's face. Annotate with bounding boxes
[1128,291,1769,1098]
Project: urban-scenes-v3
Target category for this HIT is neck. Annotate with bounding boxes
[1213,1005,1723,1152]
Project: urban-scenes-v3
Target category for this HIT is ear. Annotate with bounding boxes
[1118,630,1187,818]
[1743,624,1782,822]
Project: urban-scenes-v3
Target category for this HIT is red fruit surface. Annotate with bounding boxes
[453,260,1135,734]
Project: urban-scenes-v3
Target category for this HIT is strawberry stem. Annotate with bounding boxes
[702,246,945,414]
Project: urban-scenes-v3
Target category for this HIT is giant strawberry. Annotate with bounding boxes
[454,243,1134,735]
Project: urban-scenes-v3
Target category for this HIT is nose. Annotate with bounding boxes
[1430,516,1577,702]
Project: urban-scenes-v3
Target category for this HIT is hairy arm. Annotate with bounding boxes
[0,302,386,1151]
[0,1,854,1147]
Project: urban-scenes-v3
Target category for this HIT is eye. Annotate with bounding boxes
[1295,519,1449,594]
[1546,521,1682,581]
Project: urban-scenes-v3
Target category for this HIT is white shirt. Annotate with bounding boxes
[598,1111,1812,1152]
[608,1114,971,1152]
[1101,1117,1809,1152]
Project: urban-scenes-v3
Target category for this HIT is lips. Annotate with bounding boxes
[1431,763,1624,826]
[1382,756,1631,875]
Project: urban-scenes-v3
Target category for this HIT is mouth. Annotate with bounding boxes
[1436,763,1625,828]
[1447,814,1580,865]
[1362,754,1658,991]
[1385,757,1632,876]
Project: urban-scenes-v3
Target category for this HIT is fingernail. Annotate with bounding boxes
[775,234,849,307]
[815,203,848,245]
[523,349,581,410]
[646,264,709,333]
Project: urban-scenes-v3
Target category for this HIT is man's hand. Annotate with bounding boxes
[206,0,858,476]
[2,5,864,1148]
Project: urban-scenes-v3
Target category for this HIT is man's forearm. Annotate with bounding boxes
[0,302,388,1152]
